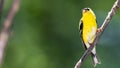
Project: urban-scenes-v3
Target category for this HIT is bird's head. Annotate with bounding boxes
[82,7,96,18]
[82,8,90,13]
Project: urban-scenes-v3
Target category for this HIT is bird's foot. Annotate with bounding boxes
[97,28,102,33]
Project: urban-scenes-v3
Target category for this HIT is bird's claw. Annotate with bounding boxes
[97,28,102,33]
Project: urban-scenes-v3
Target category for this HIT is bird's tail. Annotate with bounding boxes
[91,53,101,67]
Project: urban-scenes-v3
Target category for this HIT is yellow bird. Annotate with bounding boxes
[79,8,101,66]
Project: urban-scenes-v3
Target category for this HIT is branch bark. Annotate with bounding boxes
[0,0,20,67]
[75,0,120,68]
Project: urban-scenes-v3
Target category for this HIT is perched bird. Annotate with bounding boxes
[79,8,101,67]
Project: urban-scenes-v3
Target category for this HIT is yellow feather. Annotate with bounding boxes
[81,8,97,43]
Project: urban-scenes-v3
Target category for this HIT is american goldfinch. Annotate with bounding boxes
[79,8,101,67]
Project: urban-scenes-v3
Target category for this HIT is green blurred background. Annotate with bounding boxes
[2,0,120,68]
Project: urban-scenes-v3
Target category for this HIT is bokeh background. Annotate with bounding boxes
[2,0,120,68]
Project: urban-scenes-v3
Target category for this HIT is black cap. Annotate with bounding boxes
[83,8,90,11]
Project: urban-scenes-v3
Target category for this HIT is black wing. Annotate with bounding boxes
[79,20,87,49]
[79,20,83,35]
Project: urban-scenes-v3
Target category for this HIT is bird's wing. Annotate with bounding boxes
[79,20,83,35]
[79,20,88,49]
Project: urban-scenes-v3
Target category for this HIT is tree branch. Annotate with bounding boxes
[75,0,120,68]
[0,0,20,67]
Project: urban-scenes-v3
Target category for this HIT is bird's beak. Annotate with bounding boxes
[83,9,88,13]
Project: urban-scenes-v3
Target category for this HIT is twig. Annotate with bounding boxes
[0,0,20,67]
[75,0,120,68]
